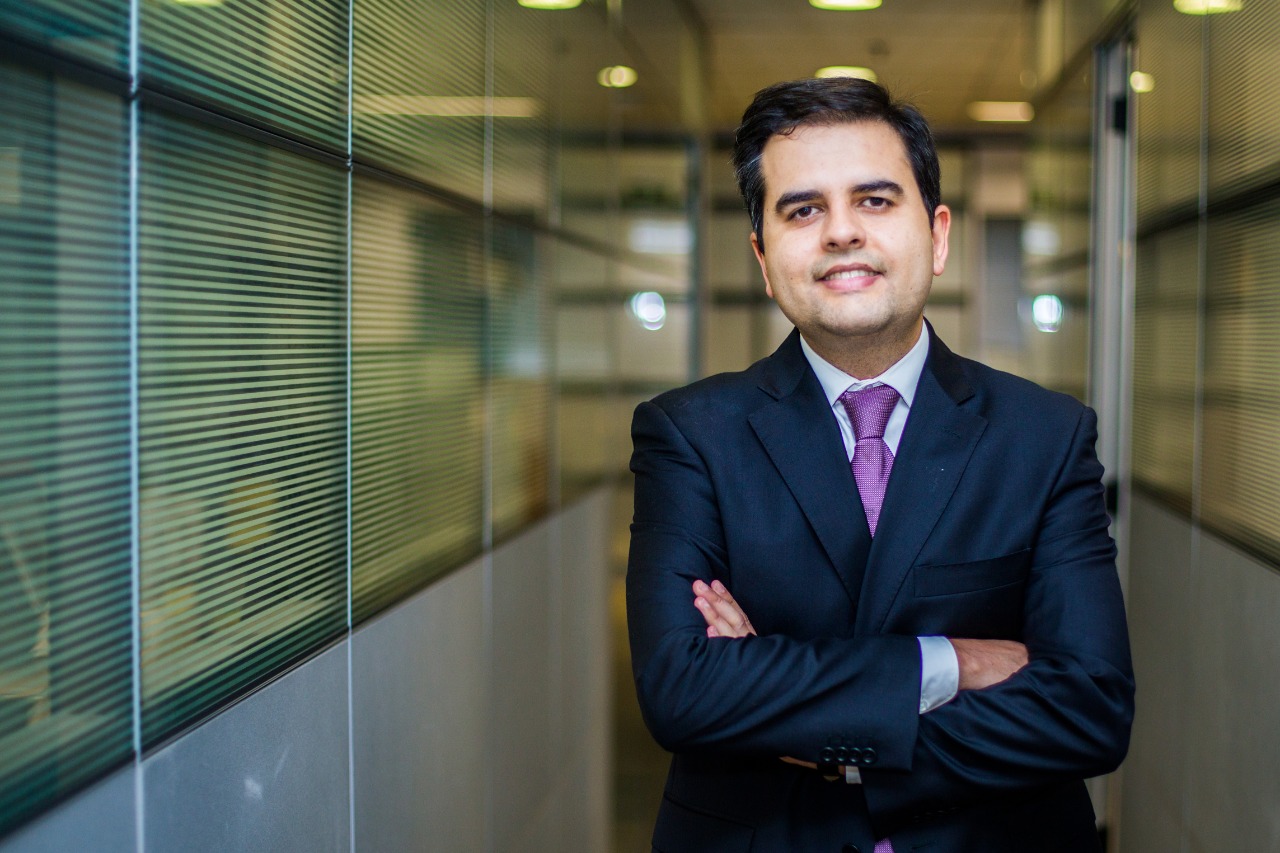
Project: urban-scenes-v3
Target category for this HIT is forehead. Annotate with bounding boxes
[759,120,914,199]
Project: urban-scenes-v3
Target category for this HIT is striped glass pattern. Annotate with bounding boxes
[1206,1,1280,194]
[1199,203,1280,562]
[0,65,132,835]
[490,224,551,541]
[352,0,485,200]
[140,0,347,150]
[0,0,128,70]
[491,1,551,217]
[351,175,484,621]
[1131,226,1198,510]
[137,109,347,744]
[1134,0,1202,224]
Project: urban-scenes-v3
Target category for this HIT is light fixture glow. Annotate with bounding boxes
[354,95,540,118]
[597,65,638,89]
[518,0,581,7]
[967,101,1035,123]
[1129,71,1156,93]
[629,292,667,331]
[815,66,878,83]
[1031,295,1064,333]
[810,0,882,9]
[1173,0,1242,14]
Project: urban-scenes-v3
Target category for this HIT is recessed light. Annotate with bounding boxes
[810,0,882,8]
[518,0,582,9]
[1173,0,1242,14]
[815,66,878,83]
[1129,71,1156,93]
[967,101,1035,122]
[597,66,638,89]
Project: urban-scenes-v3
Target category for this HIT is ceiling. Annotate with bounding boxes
[618,0,1035,136]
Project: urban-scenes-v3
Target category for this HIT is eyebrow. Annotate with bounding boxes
[772,180,906,215]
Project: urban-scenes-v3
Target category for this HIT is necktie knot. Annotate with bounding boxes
[839,383,899,442]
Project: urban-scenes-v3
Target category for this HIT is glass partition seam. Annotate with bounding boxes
[128,0,145,843]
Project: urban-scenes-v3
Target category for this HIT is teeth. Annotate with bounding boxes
[826,269,876,279]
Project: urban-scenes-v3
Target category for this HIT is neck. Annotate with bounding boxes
[805,318,923,380]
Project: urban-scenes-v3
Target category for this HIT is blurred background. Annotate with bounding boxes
[1,0,1279,850]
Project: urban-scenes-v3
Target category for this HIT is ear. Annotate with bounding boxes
[750,231,774,299]
[930,204,951,277]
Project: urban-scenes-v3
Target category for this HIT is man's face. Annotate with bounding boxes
[750,120,950,359]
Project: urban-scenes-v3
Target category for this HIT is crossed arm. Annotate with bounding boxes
[693,578,1029,692]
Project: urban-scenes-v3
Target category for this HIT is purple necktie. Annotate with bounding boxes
[840,383,900,852]
[839,383,899,537]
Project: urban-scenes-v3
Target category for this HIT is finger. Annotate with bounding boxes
[694,596,734,634]
[706,625,719,638]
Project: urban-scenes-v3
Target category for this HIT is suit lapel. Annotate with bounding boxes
[855,329,987,633]
[749,332,871,606]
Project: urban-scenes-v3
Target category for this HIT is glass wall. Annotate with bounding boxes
[1131,0,1280,566]
[0,0,694,836]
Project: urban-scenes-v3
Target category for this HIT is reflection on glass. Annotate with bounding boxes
[138,110,347,743]
[0,65,132,836]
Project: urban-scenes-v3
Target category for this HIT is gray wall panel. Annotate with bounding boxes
[0,768,136,853]
[142,644,350,853]
[351,557,488,853]
[1121,493,1280,853]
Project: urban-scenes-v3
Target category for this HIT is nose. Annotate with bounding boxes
[821,202,863,250]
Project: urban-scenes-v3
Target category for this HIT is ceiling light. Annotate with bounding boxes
[810,0,882,9]
[517,0,582,8]
[597,66,638,88]
[815,66,878,83]
[1031,295,1064,333]
[1173,0,1242,13]
[354,95,540,117]
[1129,71,1156,93]
[967,101,1035,122]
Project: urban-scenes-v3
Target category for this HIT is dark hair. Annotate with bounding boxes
[731,77,941,251]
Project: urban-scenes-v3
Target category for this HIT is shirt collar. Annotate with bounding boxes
[799,323,930,409]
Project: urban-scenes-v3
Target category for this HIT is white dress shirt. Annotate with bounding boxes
[799,326,960,781]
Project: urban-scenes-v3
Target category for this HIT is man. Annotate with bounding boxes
[626,77,1134,853]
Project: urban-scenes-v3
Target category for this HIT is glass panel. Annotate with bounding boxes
[0,0,128,70]
[492,0,552,218]
[490,224,551,540]
[1134,0,1202,223]
[351,174,484,622]
[353,0,485,200]
[1131,226,1198,510]
[141,0,348,149]
[138,109,348,744]
[1199,202,1280,562]
[1205,0,1280,195]
[0,64,131,835]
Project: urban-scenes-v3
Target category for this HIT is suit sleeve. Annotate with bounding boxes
[627,398,924,768]
[860,407,1135,835]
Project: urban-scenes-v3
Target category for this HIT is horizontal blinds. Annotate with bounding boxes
[1199,202,1280,562]
[0,65,132,835]
[490,224,551,541]
[0,0,128,70]
[352,0,485,199]
[1131,226,1198,509]
[491,2,550,217]
[1206,2,1280,194]
[140,0,347,150]
[351,174,484,621]
[138,109,347,744]
[1134,2,1202,224]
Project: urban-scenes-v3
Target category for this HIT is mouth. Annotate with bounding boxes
[817,263,882,289]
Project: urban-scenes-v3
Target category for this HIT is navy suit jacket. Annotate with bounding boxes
[627,326,1134,853]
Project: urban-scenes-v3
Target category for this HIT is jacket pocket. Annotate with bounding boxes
[652,795,755,853]
[914,549,1031,598]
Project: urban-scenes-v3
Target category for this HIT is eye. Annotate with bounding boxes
[789,205,818,221]
[861,196,892,210]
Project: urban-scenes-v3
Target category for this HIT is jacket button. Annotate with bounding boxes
[861,747,877,766]
[841,845,861,853]
[820,747,835,763]
[834,746,849,762]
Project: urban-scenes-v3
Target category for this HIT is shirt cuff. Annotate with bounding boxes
[917,635,960,714]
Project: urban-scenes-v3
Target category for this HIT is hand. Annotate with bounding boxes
[692,579,756,638]
[950,638,1029,691]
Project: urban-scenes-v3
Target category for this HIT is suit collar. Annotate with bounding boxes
[856,326,986,632]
